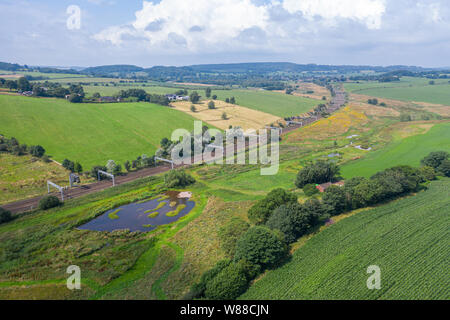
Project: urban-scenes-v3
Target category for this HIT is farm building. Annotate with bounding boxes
[316,181,345,193]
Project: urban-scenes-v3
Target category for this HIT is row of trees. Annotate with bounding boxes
[188,153,446,300]
[0,136,47,159]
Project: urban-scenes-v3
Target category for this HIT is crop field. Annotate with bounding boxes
[171,100,281,130]
[341,121,450,178]
[0,153,70,205]
[83,84,179,97]
[240,178,450,300]
[0,95,203,168]
[212,89,320,118]
[345,78,450,106]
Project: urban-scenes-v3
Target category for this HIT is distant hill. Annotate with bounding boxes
[81,65,144,75]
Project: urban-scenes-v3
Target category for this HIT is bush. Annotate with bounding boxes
[90,165,107,179]
[185,260,231,299]
[234,226,287,269]
[29,145,45,158]
[204,263,249,300]
[295,161,340,188]
[303,183,319,196]
[438,159,450,177]
[0,207,12,224]
[421,151,449,170]
[218,217,250,258]
[38,195,61,210]
[247,188,297,225]
[164,170,195,188]
[62,159,75,172]
[208,101,216,109]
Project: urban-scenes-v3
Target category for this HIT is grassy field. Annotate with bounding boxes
[0,153,71,205]
[240,178,450,300]
[211,89,320,118]
[341,121,450,178]
[345,77,450,106]
[0,95,204,168]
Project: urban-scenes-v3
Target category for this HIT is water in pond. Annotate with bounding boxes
[78,193,195,232]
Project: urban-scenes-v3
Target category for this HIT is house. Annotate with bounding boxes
[316,181,345,193]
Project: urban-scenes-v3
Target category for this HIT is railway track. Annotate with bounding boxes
[3,88,346,215]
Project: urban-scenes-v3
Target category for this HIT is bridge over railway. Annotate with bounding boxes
[3,86,347,215]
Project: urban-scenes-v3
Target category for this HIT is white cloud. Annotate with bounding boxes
[282,0,386,29]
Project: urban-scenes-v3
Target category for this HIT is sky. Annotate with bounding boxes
[0,0,449,68]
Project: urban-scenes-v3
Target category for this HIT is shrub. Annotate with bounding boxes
[185,260,231,299]
[190,105,196,112]
[417,166,436,182]
[29,145,45,158]
[218,217,250,258]
[62,159,75,172]
[303,183,319,196]
[208,101,216,109]
[74,162,83,174]
[234,226,287,269]
[0,207,12,224]
[247,188,297,225]
[38,195,61,210]
[421,151,449,170]
[221,112,227,120]
[438,159,450,177]
[90,165,107,179]
[204,263,249,300]
[164,170,195,188]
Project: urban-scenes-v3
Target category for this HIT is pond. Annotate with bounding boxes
[78,192,195,233]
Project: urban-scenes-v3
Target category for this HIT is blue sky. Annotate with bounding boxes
[1,0,449,68]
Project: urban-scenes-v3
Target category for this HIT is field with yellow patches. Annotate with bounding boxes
[287,105,369,142]
[293,82,331,100]
[171,100,281,130]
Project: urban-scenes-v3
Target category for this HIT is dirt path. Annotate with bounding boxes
[3,87,346,215]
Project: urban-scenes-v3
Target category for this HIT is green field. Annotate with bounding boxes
[345,77,450,105]
[0,95,203,168]
[240,178,450,300]
[341,122,450,178]
[212,89,319,117]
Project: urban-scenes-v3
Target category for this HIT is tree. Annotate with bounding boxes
[186,260,231,299]
[190,91,200,103]
[208,101,216,109]
[90,165,107,179]
[205,87,212,98]
[234,226,287,269]
[221,112,227,120]
[17,77,31,91]
[68,93,83,103]
[124,160,131,172]
[92,92,101,99]
[421,151,449,170]
[295,161,340,188]
[247,188,298,225]
[0,207,12,224]
[438,159,450,177]
[190,105,196,112]
[204,263,249,300]
[62,159,75,172]
[230,97,236,104]
[212,95,217,100]
[225,98,230,103]
[322,185,348,215]
[266,203,319,243]
[74,162,83,174]
[164,170,196,188]
[219,217,250,258]
[5,80,17,91]
[29,145,45,158]
[38,195,61,210]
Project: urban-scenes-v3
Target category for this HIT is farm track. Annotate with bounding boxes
[3,88,346,215]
